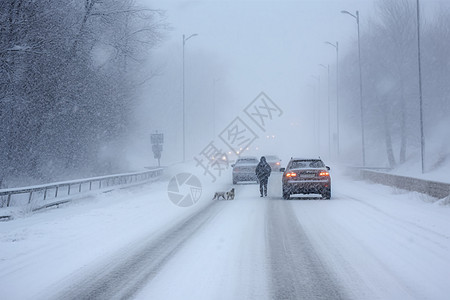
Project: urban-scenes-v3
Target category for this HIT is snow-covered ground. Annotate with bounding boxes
[1,166,449,299]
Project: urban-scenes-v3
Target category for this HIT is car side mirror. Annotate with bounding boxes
[326,166,330,171]
[280,167,285,172]
[231,164,235,167]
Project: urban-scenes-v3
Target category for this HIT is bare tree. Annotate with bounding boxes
[374,0,417,164]
[0,0,166,184]
[339,0,450,169]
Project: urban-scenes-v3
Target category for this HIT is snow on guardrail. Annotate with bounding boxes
[360,169,450,199]
[0,168,163,219]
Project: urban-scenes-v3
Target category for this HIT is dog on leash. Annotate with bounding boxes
[212,191,226,200]
[226,188,235,200]
[212,188,235,200]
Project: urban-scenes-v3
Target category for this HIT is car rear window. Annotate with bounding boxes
[290,160,324,168]
[237,158,258,164]
[265,156,279,161]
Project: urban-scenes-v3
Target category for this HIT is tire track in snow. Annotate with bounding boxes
[45,201,224,300]
[337,192,450,251]
[266,198,347,299]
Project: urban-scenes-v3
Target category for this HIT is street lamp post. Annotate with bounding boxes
[325,41,340,156]
[320,64,331,159]
[311,75,321,154]
[182,33,198,163]
[307,83,317,153]
[212,78,220,138]
[416,0,425,173]
[341,10,366,166]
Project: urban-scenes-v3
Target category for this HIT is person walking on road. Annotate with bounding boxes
[256,156,271,197]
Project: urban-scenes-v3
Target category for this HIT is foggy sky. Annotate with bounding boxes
[141,0,377,99]
[132,0,443,166]
[133,0,377,163]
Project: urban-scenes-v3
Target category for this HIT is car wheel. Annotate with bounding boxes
[282,185,290,199]
[322,188,331,199]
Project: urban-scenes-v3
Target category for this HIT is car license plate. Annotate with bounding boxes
[300,173,315,178]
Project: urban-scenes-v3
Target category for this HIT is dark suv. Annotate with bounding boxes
[280,158,331,199]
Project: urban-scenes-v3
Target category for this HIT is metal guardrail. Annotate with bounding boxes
[0,168,163,208]
[360,169,450,199]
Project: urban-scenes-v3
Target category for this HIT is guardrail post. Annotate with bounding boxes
[79,183,82,193]
[89,181,92,191]
[68,184,71,195]
[7,194,12,207]
[44,188,47,200]
[55,186,59,197]
[28,191,33,204]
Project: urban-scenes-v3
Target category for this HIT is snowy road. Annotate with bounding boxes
[1,170,450,299]
[266,198,345,299]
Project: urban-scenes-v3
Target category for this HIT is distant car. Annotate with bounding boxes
[265,155,282,171]
[231,156,259,184]
[280,157,331,199]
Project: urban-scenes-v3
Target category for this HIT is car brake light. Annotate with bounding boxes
[285,172,297,177]
[276,162,280,165]
[319,171,329,177]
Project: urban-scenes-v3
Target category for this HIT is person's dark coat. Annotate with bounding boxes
[255,156,271,181]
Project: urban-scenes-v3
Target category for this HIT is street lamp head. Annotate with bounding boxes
[341,10,356,19]
[183,33,198,45]
[184,33,199,42]
[325,41,337,48]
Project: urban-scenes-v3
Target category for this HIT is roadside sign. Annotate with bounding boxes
[151,133,164,145]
